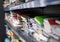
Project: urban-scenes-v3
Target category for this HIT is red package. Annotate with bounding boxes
[48,19,59,25]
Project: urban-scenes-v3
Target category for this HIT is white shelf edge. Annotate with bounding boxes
[45,1,60,6]
[5,0,60,11]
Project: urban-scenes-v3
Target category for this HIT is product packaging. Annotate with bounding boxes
[5,38,10,42]
[33,29,48,42]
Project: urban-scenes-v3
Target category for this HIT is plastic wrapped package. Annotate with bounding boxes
[7,29,12,36]
[51,26,60,36]
[34,16,45,30]
[32,22,38,31]
[33,32,48,42]
[48,19,60,37]
[43,19,51,34]
[9,0,24,7]
[33,29,48,42]
[34,16,44,25]
[13,39,22,42]
[43,19,60,40]
[22,21,28,32]
[12,17,20,24]
[28,27,35,36]
[8,15,23,27]
[20,16,27,23]
[56,20,60,24]
[12,17,22,27]
[5,38,10,42]
[17,15,23,25]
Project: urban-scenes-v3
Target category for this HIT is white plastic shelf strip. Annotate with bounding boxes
[9,1,36,10]
[44,0,60,6]
[6,0,60,11]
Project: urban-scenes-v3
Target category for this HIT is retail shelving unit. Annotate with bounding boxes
[4,0,60,11]
[4,0,60,42]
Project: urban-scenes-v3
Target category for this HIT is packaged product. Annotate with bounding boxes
[5,38,10,42]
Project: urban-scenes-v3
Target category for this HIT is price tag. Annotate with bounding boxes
[23,4,26,8]
[20,5,22,9]
[19,5,21,9]
[21,5,23,9]
[31,2,34,7]
[27,3,30,8]
[17,5,19,9]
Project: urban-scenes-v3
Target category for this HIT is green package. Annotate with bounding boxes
[35,16,46,25]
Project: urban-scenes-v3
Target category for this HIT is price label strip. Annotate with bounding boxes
[27,3,30,8]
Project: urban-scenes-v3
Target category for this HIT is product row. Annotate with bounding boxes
[5,25,23,42]
[4,0,34,8]
[5,12,60,42]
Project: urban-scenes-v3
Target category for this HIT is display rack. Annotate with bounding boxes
[4,0,60,42]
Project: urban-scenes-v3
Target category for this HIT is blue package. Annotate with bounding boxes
[5,38,10,42]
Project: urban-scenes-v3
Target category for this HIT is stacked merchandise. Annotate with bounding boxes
[5,13,48,42]
[9,0,25,7]
[5,25,22,42]
[33,16,49,42]
[5,12,60,42]
[5,13,23,27]
[17,15,49,42]
[4,0,35,8]
[43,18,60,40]
[34,16,60,40]
[4,0,10,8]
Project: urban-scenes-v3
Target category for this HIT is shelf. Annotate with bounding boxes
[4,0,60,11]
[5,20,38,42]
[45,0,60,5]
[4,7,10,12]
